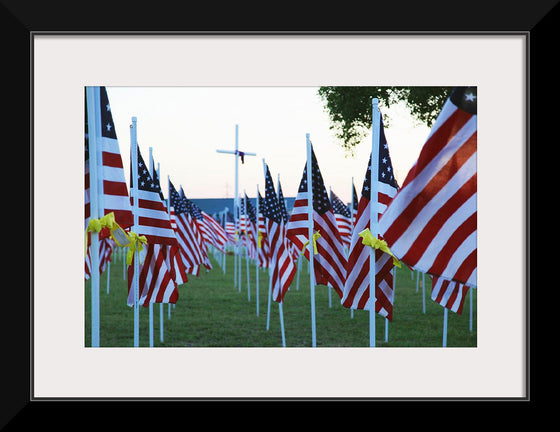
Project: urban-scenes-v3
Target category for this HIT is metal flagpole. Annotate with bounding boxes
[263,159,272,330]
[369,98,381,348]
[350,177,355,319]
[255,185,260,316]
[306,134,317,347]
[86,87,101,347]
[148,147,154,348]
[244,190,250,301]
[422,271,426,313]
[130,116,140,347]
[443,308,448,347]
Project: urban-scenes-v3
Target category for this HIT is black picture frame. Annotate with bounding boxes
[7,0,552,425]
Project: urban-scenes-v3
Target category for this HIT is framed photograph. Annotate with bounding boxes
[10,0,550,420]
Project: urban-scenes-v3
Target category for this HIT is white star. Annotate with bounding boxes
[465,92,476,102]
[106,123,112,131]
[106,104,111,112]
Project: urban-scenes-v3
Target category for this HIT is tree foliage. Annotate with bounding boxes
[317,87,452,154]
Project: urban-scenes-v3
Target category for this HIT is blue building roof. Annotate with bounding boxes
[190,197,295,218]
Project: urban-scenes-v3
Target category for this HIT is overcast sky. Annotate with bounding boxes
[107,86,431,205]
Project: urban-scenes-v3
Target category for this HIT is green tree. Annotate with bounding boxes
[317,86,452,154]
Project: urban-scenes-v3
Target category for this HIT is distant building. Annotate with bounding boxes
[190,197,295,219]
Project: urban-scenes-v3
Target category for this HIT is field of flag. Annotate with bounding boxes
[85,86,477,348]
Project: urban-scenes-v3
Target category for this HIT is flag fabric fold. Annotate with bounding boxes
[341,113,399,320]
[285,145,347,298]
[262,163,297,303]
[378,87,477,288]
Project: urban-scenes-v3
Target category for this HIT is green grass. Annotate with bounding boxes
[85,249,477,348]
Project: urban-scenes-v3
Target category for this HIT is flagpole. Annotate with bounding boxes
[244,190,251,302]
[306,133,317,348]
[443,307,448,347]
[422,271,426,314]
[369,98,381,348]
[148,147,155,348]
[255,184,260,316]
[86,86,101,347]
[130,116,140,347]
[263,159,273,331]
[350,177,355,319]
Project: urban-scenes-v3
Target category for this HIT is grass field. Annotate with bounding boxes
[85,248,477,348]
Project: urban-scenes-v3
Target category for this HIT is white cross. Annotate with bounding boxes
[216,124,256,272]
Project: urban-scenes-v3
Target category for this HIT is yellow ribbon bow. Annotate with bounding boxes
[126,232,148,265]
[258,231,263,248]
[302,230,321,255]
[358,228,401,268]
[84,212,131,256]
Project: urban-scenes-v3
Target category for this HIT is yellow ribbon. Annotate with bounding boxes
[84,212,131,256]
[358,228,401,268]
[126,232,148,265]
[302,230,321,255]
[258,231,263,248]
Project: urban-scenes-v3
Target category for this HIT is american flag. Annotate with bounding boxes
[379,87,477,288]
[351,182,358,227]
[341,113,399,320]
[257,191,270,268]
[224,211,236,244]
[241,194,258,261]
[262,163,297,302]
[151,164,188,285]
[278,179,299,263]
[85,86,133,248]
[127,151,182,307]
[330,189,352,251]
[127,243,179,307]
[130,147,178,246]
[285,146,347,297]
[430,275,471,314]
[202,210,228,253]
[181,189,212,271]
[85,237,114,280]
[169,180,207,276]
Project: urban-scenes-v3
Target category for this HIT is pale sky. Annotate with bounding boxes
[107,86,431,205]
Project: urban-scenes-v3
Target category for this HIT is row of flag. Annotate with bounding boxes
[85,85,477,347]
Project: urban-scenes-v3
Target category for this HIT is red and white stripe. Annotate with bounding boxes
[334,213,352,251]
[202,211,228,253]
[286,191,347,297]
[266,217,296,302]
[341,182,398,319]
[379,93,477,287]
[257,211,270,268]
[85,87,134,234]
[173,210,207,274]
[127,243,179,307]
[430,275,471,314]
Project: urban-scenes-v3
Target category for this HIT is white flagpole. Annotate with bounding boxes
[106,260,111,294]
[469,286,473,332]
[422,271,426,313]
[147,147,155,347]
[255,185,260,316]
[86,87,101,347]
[350,177,355,319]
[443,308,448,347]
[130,116,140,347]
[369,98,381,348]
[244,190,250,302]
[263,159,273,331]
[306,133,317,347]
